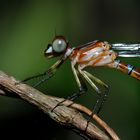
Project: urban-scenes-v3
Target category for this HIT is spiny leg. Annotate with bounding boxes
[78,67,102,114]
[21,72,48,83]
[31,67,55,88]
[83,70,109,114]
[78,67,109,131]
[19,69,52,87]
[32,74,53,88]
[83,70,108,89]
[51,63,87,111]
[19,58,65,87]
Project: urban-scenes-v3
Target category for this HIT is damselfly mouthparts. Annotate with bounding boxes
[22,36,140,115]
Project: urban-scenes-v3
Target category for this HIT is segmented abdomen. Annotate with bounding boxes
[115,60,140,80]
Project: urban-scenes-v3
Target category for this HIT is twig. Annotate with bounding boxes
[0,71,120,140]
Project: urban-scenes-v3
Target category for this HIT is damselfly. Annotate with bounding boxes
[22,36,140,114]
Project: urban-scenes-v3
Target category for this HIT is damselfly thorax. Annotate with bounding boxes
[69,41,117,69]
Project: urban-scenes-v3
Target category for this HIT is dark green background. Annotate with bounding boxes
[0,0,140,139]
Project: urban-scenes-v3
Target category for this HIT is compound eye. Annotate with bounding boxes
[52,39,67,53]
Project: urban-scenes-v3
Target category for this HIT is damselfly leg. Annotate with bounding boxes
[51,62,87,111]
[78,66,109,114]
[52,61,109,131]
[77,66,109,131]
[21,73,47,83]
[83,70,109,114]
[20,57,65,87]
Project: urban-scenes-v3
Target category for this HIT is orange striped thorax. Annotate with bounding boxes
[69,41,118,69]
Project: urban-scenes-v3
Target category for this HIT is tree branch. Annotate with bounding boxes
[0,71,120,140]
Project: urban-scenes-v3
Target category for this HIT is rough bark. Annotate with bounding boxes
[0,71,120,140]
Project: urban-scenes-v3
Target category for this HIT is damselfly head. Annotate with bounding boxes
[44,36,69,58]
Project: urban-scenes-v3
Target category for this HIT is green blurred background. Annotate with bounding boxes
[0,0,140,139]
